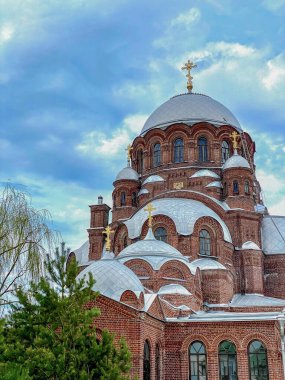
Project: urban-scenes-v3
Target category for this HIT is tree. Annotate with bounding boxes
[0,248,132,379]
[0,184,54,307]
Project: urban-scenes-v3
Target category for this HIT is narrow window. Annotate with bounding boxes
[143,341,151,380]
[153,143,161,167]
[198,137,208,162]
[244,180,250,195]
[222,140,230,163]
[154,227,167,243]
[173,138,184,163]
[120,192,126,206]
[199,229,211,256]
[223,182,228,197]
[155,344,161,380]
[248,340,269,380]
[123,235,128,249]
[131,192,137,207]
[233,180,239,195]
[219,341,238,380]
[137,149,144,174]
[189,341,207,380]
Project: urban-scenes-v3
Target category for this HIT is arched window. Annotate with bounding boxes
[222,141,230,163]
[120,192,126,206]
[233,180,239,194]
[244,180,250,195]
[219,341,238,380]
[131,192,137,207]
[198,137,208,162]
[137,149,144,174]
[248,340,269,380]
[154,227,167,243]
[123,235,128,249]
[199,229,211,256]
[143,341,151,380]
[155,344,161,380]
[153,143,161,167]
[189,341,207,380]
[173,138,184,163]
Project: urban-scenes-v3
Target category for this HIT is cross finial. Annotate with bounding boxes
[144,203,156,228]
[125,144,133,165]
[181,60,197,93]
[230,131,239,150]
[102,225,114,252]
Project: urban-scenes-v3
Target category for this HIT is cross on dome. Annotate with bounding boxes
[230,131,240,150]
[181,60,197,93]
[144,203,156,228]
[125,144,133,165]
[103,225,114,251]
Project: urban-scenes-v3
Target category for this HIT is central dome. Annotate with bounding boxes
[141,93,241,135]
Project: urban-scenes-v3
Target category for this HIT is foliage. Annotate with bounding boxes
[0,184,54,307]
[0,248,132,379]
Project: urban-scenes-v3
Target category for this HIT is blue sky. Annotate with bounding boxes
[1,0,285,249]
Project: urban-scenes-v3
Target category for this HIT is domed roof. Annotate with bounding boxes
[118,228,185,260]
[142,175,165,185]
[141,93,242,135]
[223,151,250,170]
[77,256,144,301]
[190,258,227,273]
[158,284,192,295]
[115,165,139,181]
[241,241,261,250]
[190,169,220,179]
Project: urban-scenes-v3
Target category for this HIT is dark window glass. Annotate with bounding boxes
[222,141,230,163]
[153,143,161,167]
[155,344,161,380]
[233,181,239,194]
[137,149,144,174]
[223,182,228,197]
[143,341,151,380]
[132,192,137,207]
[120,192,126,206]
[244,180,250,194]
[199,230,211,256]
[174,138,184,163]
[198,137,208,162]
[123,235,128,248]
[154,227,167,243]
[189,341,207,380]
[248,340,269,380]
[219,341,238,380]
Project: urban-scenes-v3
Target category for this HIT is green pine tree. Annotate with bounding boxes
[0,249,132,379]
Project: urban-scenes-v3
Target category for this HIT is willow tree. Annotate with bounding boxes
[0,184,54,307]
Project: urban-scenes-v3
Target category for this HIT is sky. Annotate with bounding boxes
[0,0,285,249]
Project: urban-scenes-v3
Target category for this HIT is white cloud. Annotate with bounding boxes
[262,0,285,11]
[170,8,200,27]
[0,24,14,44]
[262,54,285,90]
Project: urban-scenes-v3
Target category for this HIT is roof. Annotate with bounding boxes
[190,169,220,179]
[77,258,144,301]
[124,198,232,242]
[142,175,165,185]
[206,181,222,188]
[73,240,89,266]
[115,166,139,181]
[229,294,285,307]
[223,151,250,170]
[241,241,261,250]
[261,216,285,254]
[138,188,149,196]
[158,284,192,295]
[190,258,227,273]
[141,93,242,135]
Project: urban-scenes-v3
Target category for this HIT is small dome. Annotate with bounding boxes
[223,151,250,170]
[190,258,227,273]
[206,181,222,188]
[77,258,144,301]
[138,188,149,196]
[118,228,185,260]
[115,166,139,181]
[141,93,242,135]
[241,241,261,250]
[158,284,192,295]
[191,169,220,179]
[142,175,165,185]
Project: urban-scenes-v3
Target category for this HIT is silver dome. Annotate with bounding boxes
[191,169,220,179]
[115,166,139,181]
[77,258,144,301]
[141,93,242,135]
[190,258,227,273]
[223,151,250,170]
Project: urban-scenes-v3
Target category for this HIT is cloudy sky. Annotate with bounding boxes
[1,0,285,249]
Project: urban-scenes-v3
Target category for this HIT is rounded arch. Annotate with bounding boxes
[191,122,217,138]
[154,226,168,242]
[241,333,273,351]
[164,123,191,141]
[211,335,241,351]
[124,258,154,277]
[181,335,211,354]
[160,260,192,281]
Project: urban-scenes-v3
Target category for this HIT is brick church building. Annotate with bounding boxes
[70,63,285,380]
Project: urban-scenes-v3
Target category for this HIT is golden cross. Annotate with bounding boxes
[102,225,114,252]
[230,131,239,150]
[144,203,156,228]
[181,60,197,92]
[125,144,133,161]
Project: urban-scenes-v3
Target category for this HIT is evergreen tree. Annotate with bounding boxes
[0,249,132,379]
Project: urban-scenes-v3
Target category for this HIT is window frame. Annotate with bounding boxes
[199,229,211,256]
[143,340,151,380]
[189,341,207,380]
[222,140,230,163]
[198,136,209,162]
[173,138,184,163]
[153,143,161,168]
[248,340,269,380]
[120,191,126,206]
[218,340,238,380]
[154,227,168,243]
[233,180,239,195]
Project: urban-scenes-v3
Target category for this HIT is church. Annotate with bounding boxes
[69,61,285,380]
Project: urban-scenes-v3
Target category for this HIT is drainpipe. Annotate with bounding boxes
[277,309,285,380]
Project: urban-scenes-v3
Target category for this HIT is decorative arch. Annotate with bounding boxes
[193,216,224,257]
[124,258,154,277]
[189,341,208,380]
[248,340,269,380]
